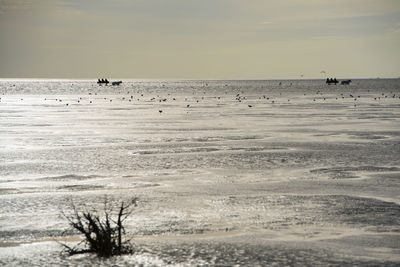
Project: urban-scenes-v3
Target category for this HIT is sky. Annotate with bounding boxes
[0,0,399,79]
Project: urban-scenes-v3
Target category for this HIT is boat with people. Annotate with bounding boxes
[326,78,338,85]
[97,78,109,85]
[97,79,122,86]
[325,78,352,85]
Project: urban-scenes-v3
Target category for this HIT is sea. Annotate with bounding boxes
[0,79,399,266]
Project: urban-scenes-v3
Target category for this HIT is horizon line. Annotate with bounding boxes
[1,76,398,81]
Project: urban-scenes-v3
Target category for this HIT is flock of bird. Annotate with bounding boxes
[1,82,399,113]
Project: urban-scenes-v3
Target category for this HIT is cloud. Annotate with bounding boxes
[0,0,34,14]
[259,21,273,25]
[253,11,400,42]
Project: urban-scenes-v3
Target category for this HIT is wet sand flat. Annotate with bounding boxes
[0,79,400,266]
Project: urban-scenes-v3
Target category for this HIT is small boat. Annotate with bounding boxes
[341,80,352,85]
[111,81,122,86]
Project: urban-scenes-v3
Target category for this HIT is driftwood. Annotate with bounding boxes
[61,196,137,258]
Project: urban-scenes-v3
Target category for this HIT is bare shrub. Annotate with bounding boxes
[61,196,137,258]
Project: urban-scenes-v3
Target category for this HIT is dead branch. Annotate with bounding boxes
[60,196,137,257]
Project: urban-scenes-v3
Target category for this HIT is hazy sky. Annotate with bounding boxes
[1,0,399,79]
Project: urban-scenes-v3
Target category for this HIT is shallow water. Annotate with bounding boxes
[1,79,400,266]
